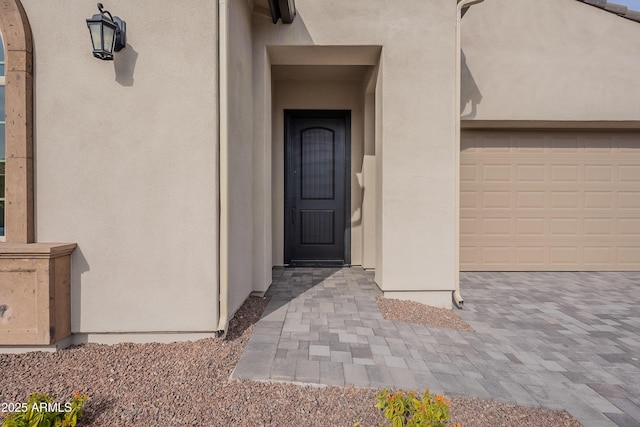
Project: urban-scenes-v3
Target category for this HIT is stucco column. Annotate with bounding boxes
[374,19,458,308]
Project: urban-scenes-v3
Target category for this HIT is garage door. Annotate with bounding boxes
[461,130,640,271]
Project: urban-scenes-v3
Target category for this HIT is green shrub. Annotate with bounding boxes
[375,388,459,427]
[1,392,87,427]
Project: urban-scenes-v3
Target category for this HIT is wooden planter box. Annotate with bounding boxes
[0,243,77,345]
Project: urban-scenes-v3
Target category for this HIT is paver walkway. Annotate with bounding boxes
[232,268,640,427]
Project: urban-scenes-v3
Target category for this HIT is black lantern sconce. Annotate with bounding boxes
[86,3,126,60]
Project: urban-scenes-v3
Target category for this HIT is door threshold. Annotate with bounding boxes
[287,260,349,268]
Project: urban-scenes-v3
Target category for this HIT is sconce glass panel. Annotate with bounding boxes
[88,22,103,51]
[102,25,115,53]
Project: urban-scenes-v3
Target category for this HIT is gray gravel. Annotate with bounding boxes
[1,296,581,426]
[377,297,474,332]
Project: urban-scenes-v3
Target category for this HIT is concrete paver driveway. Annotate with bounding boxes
[232,268,640,427]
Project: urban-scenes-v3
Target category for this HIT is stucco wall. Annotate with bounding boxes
[253,0,458,304]
[461,0,640,123]
[22,1,220,333]
[251,24,273,295]
[226,0,255,316]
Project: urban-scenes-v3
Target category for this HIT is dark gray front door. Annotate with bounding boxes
[285,110,351,266]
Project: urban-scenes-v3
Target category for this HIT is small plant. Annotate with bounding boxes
[375,388,460,427]
[1,391,87,427]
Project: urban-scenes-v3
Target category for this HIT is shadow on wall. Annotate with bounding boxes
[71,246,90,333]
[114,43,138,86]
[461,50,482,119]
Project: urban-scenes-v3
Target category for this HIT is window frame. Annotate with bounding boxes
[0,0,34,244]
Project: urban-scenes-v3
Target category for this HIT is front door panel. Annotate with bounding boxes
[285,111,350,266]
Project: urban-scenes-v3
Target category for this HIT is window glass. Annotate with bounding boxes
[1,33,4,236]
[0,86,5,123]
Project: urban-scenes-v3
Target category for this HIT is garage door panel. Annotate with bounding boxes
[482,164,512,182]
[460,246,477,265]
[619,218,640,235]
[584,165,614,183]
[550,191,580,209]
[481,247,512,265]
[482,218,512,236]
[583,140,615,156]
[515,139,545,153]
[584,246,615,265]
[515,246,545,265]
[549,136,580,153]
[619,192,640,209]
[547,246,578,265]
[551,165,579,182]
[583,218,612,236]
[482,191,511,209]
[619,165,640,183]
[584,192,613,209]
[619,141,640,152]
[516,191,546,209]
[619,247,640,264]
[516,164,545,182]
[460,164,478,182]
[516,218,545,236]
[460,191,477,209]
[460,218,477,237]
[461,130,640,271]
[481,137,511,152]
[549,218,579,236]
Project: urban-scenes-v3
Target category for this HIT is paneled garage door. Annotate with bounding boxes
[461,130,640,271]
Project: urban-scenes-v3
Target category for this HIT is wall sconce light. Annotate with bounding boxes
[86,3,126,60]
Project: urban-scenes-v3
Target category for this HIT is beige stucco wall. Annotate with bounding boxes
[22,1,220,333]
[374,61,384,285]
[252,0,459,305]
[461,0,640,123]
[225,0,255,317]
[251,26,273,295]
[362,74,377,270]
